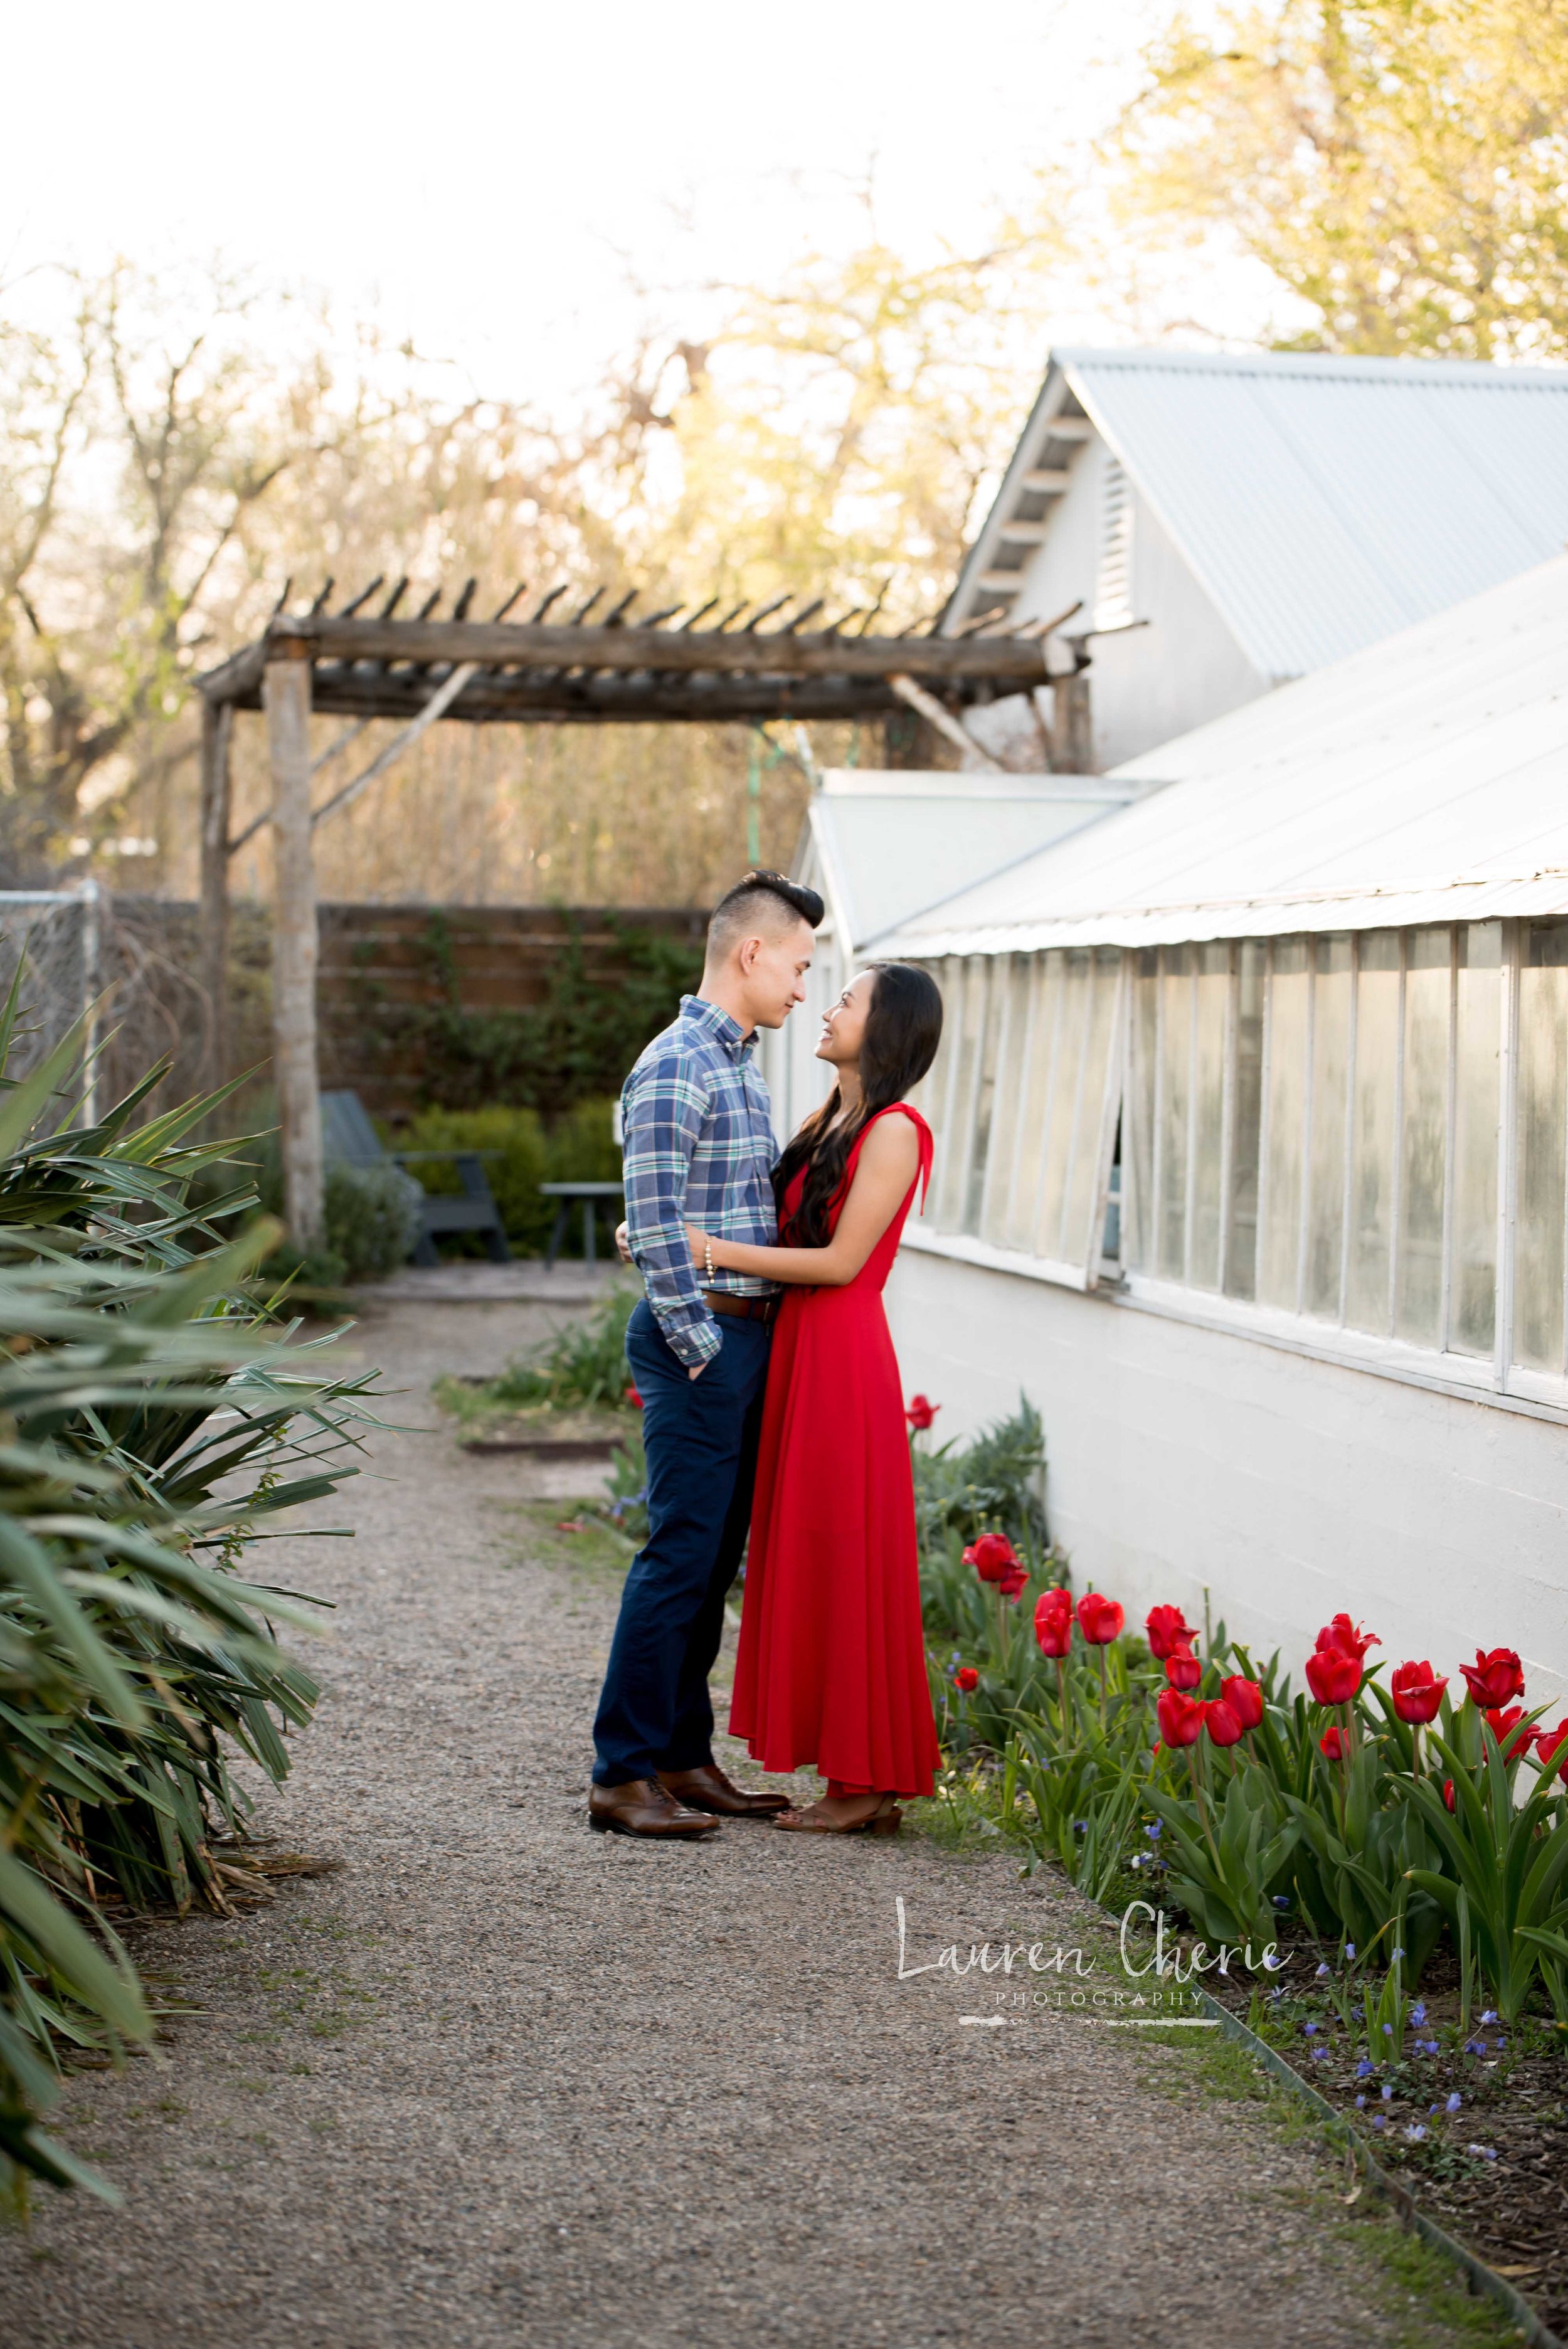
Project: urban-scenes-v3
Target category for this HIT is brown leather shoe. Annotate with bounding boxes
[588,1778,721,1838]
[657,1762,791,1818]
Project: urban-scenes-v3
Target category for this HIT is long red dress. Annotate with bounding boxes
[728,1104,941,1799]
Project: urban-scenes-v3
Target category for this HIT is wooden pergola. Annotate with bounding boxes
[196,580,1084,1244]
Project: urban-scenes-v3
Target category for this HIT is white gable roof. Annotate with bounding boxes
[882,554,1568,953]
[951,347,1568,681]
[805,771,1142,952]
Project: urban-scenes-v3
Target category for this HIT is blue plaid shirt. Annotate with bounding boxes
[622,994,780,1367]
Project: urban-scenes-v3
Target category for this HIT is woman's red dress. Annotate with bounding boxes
[728,1104,941,1799]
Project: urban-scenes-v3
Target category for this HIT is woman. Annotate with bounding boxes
[684,960,944,1833]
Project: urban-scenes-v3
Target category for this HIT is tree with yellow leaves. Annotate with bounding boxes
[1115,0,1568,358]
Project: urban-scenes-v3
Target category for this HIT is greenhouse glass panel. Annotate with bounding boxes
[962,956,1007,1235]
[1125,950,1158,1273]
[1347,932,1400,1335]
[1395,928,1451,1349]
[930,958,990,1233]
[1188,943,1229,1291]
[998,954,1061,1253]
[1224,942,1264,1301]
[1515,924,1568,1374]
[1157,946,1192,1279]
[1305,937,1352,1318]
[1061,948,1123,1268]
[1037,950,1092,1261]
[1449,924,1500,1358]
[1259,939,1308,1310]
[978,959,1030,1247]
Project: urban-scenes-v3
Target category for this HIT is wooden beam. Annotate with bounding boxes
[263,654,324,1248]
[1019,469,1072,494]
[310,662,480,831]
[198,696,233,1090]
[974,573,1026,595]
[1041,416,1094,440]
[886,674,1003,773]
[251,613,1049,686]
[997,520,1050,544]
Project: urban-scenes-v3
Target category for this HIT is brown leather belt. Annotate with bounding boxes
[704,1288,780,1328]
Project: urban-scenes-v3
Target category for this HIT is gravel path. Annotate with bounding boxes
[2,1300,1502,2348]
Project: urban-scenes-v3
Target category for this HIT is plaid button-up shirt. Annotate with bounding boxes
[622,994,780,1368]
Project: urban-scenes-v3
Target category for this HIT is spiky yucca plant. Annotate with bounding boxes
[0,1004,379,2212]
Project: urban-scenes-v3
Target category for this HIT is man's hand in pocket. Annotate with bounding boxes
[614,1219,634,1266]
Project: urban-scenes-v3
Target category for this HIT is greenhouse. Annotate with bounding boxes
[869,554,1568,1689]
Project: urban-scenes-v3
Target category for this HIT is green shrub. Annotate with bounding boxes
[324,1160,421,1280]
[472,1280,639,1411]
[914,1396,1047,1557]
[401,1099,619,1256]
[0,1012,378,2213]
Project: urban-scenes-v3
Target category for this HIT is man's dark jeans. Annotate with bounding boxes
[591,1298,771,1787]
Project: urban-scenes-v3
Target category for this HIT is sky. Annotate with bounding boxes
[0,0,1254,413]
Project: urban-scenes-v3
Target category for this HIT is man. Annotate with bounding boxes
[589,869,824,1838]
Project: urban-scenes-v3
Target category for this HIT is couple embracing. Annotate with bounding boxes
[589,869,945,1840]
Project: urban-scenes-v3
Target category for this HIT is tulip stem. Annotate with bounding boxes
[1055,1655,1067,1739]
[1096,1643,1108,1722]
[1187,1745,1222,1870]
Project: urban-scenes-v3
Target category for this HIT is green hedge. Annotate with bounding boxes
[399,1098,620,1255]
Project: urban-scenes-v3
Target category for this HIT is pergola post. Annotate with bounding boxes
[263,649,324,1248]
[198,694,233,1091]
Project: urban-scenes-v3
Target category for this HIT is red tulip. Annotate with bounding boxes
[1390,1660,1446,1725]
[1221,1675,1264,1732]
[1443,1776,1456,1811]
[1483,1706,1533,1763]
[965,1532,1021,1585]
[1145,1604,1198,1662]
[1204,1697,1244,1748]
[1165,1645,1202,1692]
[1034,1588,1073,1657]
[624,1384,644,1409]
[1076,1591,1125,1646]
[1535,1720,1568,1783]
[953,1665,979,1694]
[1157,1687,1205,1749]
[1459,1648,1525,1708]
[1315,1613,1379,1663]
[997,1562,1029,1602]
[906,1394,940,1431]
[1320,1726,1345,1761]
[1305,1646,1361,1706]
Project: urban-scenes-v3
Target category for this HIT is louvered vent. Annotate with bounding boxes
[1095,455,1134,630]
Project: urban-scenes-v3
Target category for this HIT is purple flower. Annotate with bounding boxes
[1146,1820,1162,1840]
[1273,1894,1291,1910]
[1315,1963,1330,1979]
[1446,2092,1462,2113]
[1372,2115,1386,2130]
[1303,2022,1319,2035]
[1467,2144,1497,2162]
[1480,2009,1498,2024]
[1310,2046,1328,2061]
[1343,1944,1356,1959]
[1381,2085,1394,2101]
[1382,2022,1393,2035]
[1409,2001,1427,2025]
[1355,2094,1367,2108]
[1355,2060,1374,2079]
[1405,2124,1427,2142]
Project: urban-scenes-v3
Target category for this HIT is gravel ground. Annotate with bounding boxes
[1,1300,1508,2349]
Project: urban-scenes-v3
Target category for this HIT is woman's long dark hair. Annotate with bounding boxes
[774,962,945,1247]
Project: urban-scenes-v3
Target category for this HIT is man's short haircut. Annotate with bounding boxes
[707,869,825,957]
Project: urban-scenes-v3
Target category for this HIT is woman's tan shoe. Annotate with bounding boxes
[772,1793,903,1835]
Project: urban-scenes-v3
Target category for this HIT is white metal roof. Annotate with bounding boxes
[805,771,1143,952]
[950,347,1568,681]
[881,554,1568,955]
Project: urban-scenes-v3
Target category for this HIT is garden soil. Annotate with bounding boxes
[0,1300,1517,2349]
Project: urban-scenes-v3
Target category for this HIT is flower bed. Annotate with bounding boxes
[916,1405,1568,2335]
